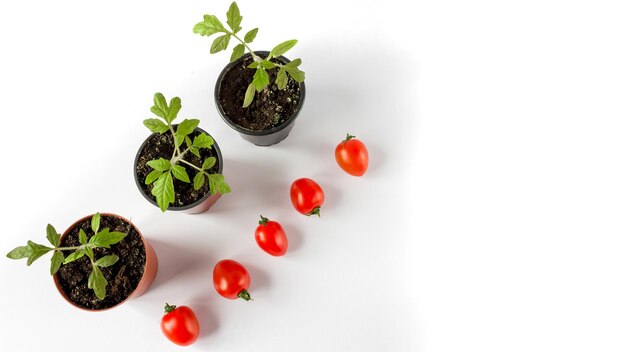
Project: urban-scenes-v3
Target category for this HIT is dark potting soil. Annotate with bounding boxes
[57,215,145,310]
[135,128,220,208]
[218,55,302,131]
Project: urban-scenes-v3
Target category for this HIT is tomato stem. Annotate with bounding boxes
[238,289,253,301]
[307,207,321,217]
[343,133,355,143]
[164,303,177,314]
[259,215,269,225]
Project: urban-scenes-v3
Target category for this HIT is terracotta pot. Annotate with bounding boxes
[134,126,224,214]
[53,213,158,311]
[215,51,306,146]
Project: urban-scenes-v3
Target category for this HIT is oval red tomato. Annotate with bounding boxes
[255,215,288,256]
[290,178,325,216]
[213,259,252,300]
[160,303,200,346]
[335,134,369,176]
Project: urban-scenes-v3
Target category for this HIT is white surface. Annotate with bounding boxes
[0,0,624,351]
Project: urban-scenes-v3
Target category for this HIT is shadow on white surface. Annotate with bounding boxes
[245,262,271,294]
[281,222,303,254]
[149,238,216,292]
[210,158,292,214]
[188,295,220,340]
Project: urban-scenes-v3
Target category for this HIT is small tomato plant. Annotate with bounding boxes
[193,1,305,107]
[143,93,231,212]
[6,212,126,300]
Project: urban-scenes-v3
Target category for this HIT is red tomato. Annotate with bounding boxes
[160,303,200,346]
[213,259,252,300]
[335,134,369,176]
[290,178,325,216]
[255,215,288,256]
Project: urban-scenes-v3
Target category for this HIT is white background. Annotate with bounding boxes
[0,0,624,351]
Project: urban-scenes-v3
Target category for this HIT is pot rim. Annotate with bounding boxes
[52,213,151,312]
[133,126,224,211]
[214,50,306,137]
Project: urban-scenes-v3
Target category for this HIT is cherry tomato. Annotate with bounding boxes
[335,133,369,176]
[213,259,252,301]
[160,303,200,346]
[255,215,288,256]
[290,178,325,216]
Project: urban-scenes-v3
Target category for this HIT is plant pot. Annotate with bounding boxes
[134,126,224,214]
[53,213,158,311]
[215,51,306,146]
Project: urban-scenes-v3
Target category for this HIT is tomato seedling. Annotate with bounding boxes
[6,212,126,300]
[213,259,252,300]
[160,303,200,346]
[193,1,305,107]
[335,133,369,176]
[290,178,325,216]
[143,93,231,212]
[255,215,288,256]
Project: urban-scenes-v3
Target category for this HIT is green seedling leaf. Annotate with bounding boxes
[185,136,193,149]
[167,97,181,123]
[202,157,216,170]
[84,246,94,261]
[285,67,306,82]
[79,229,88,245]
[193,172,205,190]
[226,1,242,33]
[244,28,258,43]
[50,251,64,275]
[193,133,214,149]
[208,174,232,195]
[276,68,288,90]
[253,67,270,92]
[286,58,302,68]
[96,255,119,268]
[176,119,200,137]
[269,39,297,58]
[46,224,60,247]
[260,60,276,69]
[26,241,52,265]
[143,118,169,133]
[190,147,201,157]
[6,245,32,260]
[231,43,245,62]
[152,172,175,212]
[89,265,107,300]
[243,83,256,107]
[248,61,260,69]
[64,250,85,264]
[193,15,226,36]
[211,34,231,54]
[145,169,163,185]
[91,213,101,233]
[172,164,190,183]
[147,158,171,172]
[90,229,127,248]
[151,93,168,119]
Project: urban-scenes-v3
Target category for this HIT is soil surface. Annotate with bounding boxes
[56,215,145,310]
[135,128,220,208]
[218,55,302,131]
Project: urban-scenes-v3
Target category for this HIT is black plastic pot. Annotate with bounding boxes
[133,126,224,214]
[214,51,306,146]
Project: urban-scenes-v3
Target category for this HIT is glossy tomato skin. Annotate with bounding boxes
[290,178,325,216]
[255,216,288,256]
[335,134,369,176]
[160,304,200,346]
[213,259,252,300]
